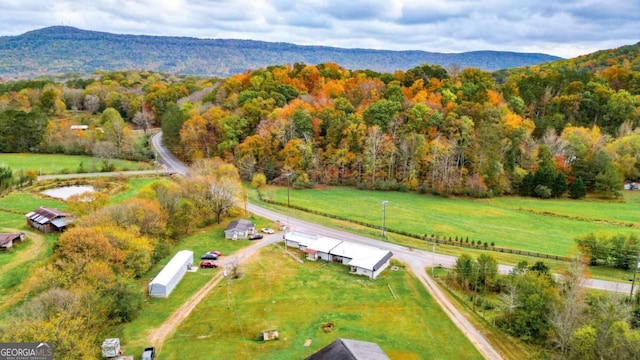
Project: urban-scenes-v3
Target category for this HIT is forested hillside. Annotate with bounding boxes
[0,26,560,78]
[1,42,639,199]
[1,40,640,359]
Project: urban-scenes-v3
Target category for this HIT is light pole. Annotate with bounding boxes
[382,200,388,237]
[284,172,292,207]
[630,246,640,299]
[432,240,436,277]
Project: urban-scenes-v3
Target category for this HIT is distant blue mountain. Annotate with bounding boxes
[0,26,562,78]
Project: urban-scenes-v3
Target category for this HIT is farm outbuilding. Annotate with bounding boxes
[305,236,343,261]
[330,242,393,280]
[148,250,194,298]
[0,233,26,250]
[25,207,73,233]
[284,231,317,249]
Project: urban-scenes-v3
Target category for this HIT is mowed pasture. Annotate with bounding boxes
[0,153,152,174]
[262,186,640,257]
[160,245,483,360]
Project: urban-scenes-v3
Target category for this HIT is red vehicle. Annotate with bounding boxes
[200,260,218,268]
[209,250,222,256]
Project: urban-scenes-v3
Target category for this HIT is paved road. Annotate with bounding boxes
[151,132,189,176]
[247,204,634,294]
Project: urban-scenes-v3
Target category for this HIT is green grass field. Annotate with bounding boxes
[159,246,483,360]
[118,215,276,353]
[0,153,152,174]
[260,186,639,257]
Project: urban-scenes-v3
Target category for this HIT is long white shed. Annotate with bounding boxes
[148,250,194,298]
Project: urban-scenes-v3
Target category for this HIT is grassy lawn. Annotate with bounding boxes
[0,153,152,174]
[250,187,636,283]
[159,246,483,360]
[260,186,639,257]
[118,214,274,353]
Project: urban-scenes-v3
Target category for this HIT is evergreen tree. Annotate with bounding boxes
[595,164,624,198]
[161,103,188,151]
[519,172,535,196]
[569,177,587,199]
[552,173,568,197]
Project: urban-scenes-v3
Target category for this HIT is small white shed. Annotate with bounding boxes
[148,250,194,298]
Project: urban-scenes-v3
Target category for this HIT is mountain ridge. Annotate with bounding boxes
[0,26,562,78]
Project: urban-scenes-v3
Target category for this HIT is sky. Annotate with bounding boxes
[1,0,638,59]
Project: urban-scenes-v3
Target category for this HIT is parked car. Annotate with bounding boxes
[200,260,218,268]
[279,224,287,231]
[141,347,156,360]
[261,228,275,234]
[249,233,263,240]
[209,250,222,256]
[201,253,218,260]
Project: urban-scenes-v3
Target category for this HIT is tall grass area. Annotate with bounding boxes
[0,153,152,174]
[261,186,639,257]
[159,246,483,360]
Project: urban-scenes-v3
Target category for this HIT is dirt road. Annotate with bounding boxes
[409,263,503,360]
[147,235,281,353]
[0,229,46,313]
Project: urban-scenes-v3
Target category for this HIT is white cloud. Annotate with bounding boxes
[0,0,637,58]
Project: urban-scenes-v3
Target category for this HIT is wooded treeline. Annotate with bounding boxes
[451,254,640,359]
[0,43,639,199]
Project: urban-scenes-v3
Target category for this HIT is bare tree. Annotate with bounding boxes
[132,107,155,134]
[189,158,246,223]
[549,258,588,356]
[365,126,385,185]
[84,94,100,114]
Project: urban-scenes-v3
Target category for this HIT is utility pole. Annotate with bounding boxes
[154,151,158,177]
[630,246,640,299]
[284,172,292,207]
[432,240,436,277]
[224,266,230,309]
[382,201,388,237]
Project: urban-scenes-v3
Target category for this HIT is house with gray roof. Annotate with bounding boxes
[306,338,390,360]
[224,219,255,239]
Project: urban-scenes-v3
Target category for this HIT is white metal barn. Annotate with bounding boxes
[284,231,318,249]
[329,242,393,279]
[148,250,194,298]
[283,231,393,279]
